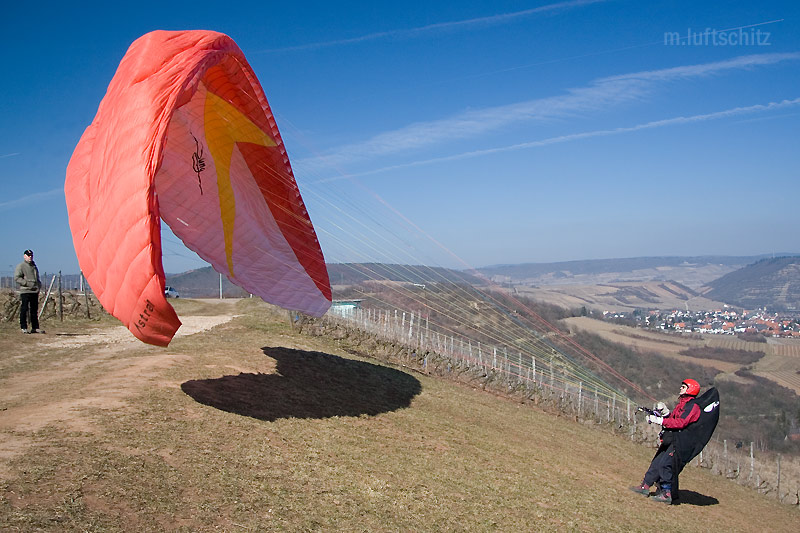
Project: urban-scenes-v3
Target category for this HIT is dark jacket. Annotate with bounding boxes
[15,260,41,294]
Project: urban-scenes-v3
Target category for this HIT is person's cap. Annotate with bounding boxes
[23,249,33,256]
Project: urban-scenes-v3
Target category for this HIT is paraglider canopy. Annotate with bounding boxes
[65,30,332,346]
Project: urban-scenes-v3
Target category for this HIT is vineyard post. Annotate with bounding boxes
[736,449,741,478]
[578,382,582,416]
[526,356,531,383]
[612,394,616,423]
[749,442,754,481]
[82,272,90,318]
[724,440,728,477]
[38,274,57,320]
[777,454,781,501]
[594,388,599,418]
[58,271,63,321]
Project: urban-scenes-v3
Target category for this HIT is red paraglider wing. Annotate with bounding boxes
[65,30,331,346]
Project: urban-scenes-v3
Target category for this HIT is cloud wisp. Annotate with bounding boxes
[263,0,607,52]
[297,52,800,173]
[313,97,800,182]
[0,188,63,212]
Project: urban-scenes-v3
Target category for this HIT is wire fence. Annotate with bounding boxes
[327,305,631,404]
[2,272,101,323]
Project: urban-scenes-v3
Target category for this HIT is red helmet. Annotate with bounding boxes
[681,379,700,396]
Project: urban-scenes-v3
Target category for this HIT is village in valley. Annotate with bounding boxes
[605,307,800,338]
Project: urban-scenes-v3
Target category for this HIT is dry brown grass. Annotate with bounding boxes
[0,299,797,531]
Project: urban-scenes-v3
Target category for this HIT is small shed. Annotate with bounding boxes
[329,299,363,317]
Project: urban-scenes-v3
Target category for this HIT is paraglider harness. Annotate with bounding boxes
[639,388,720,504]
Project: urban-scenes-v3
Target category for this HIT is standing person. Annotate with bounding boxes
[14,249,43,334]
[629,379,702,504]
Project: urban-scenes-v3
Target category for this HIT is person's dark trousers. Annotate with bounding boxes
[20,293,40,331]
[643,444,674,487]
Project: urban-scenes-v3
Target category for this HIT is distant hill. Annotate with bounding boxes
[511,280,727,313]
[164,256,800,311]
[165,263,484,298]
[477,255,782,288]
[705,256,800,311]
[326,263,485,287]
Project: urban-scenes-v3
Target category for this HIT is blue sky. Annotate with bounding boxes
[1,0,798,277]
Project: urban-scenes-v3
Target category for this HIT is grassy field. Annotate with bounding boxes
[563,316,800,395]
[512,282,726,314]
[1,299,798,531]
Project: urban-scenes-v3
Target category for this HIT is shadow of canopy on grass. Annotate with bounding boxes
[675,489,719,506]
[181,346,422,421]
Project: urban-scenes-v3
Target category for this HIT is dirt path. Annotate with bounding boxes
[0,301,239,475]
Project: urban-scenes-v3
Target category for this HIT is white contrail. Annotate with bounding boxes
[0,188,63,211]
[314,97,800,181]
[296,52,800,172]
[262,0,608,52]
[0,152,20,159]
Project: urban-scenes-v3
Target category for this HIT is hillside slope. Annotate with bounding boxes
[478,255,768,287]
[166,264,485,298]
[1,300,797,531]
[706,256,800,311]
[512,280,726,313]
